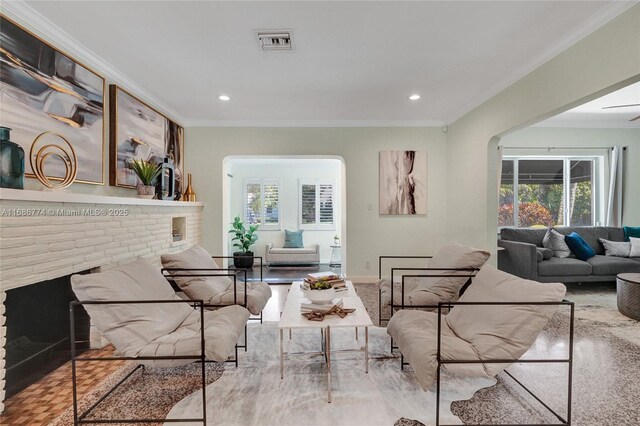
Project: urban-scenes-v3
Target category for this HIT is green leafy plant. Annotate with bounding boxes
[309,280,332,290]
[128,159,161,185]
[229,215,259,254]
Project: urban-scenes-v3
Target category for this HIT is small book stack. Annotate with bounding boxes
[300,298,344,313]
[303,272,347,291]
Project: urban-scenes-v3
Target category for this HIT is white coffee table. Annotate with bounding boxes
[279,281,374,402]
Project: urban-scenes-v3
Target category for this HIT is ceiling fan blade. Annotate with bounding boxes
[630,114,640,122]
[602,103,640,110]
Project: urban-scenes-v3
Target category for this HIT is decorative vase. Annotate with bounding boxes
[0,127,25,189]
[156,157,175,200]
[233,251,254,269]
[334,237,340,246]
[182,173,196,201]
[137,184,155,199]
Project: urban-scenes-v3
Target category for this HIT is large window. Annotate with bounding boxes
[244,178,280,229]
[499,157,601,228]
[299,179,335,230]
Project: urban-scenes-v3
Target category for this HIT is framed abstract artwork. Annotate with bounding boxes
[0,14,105,184]
[109,85,184,194]
[379,150,427,215]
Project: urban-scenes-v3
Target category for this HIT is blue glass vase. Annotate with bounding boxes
[0,127,25,189]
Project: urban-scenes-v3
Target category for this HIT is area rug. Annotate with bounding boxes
[165,324,496,425]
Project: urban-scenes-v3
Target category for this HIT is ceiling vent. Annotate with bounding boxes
[257,31,293,51]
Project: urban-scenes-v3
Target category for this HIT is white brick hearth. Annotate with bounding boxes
[0,188,204,412]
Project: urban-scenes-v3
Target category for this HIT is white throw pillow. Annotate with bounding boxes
[630,237,640,258]
[599,238,631,258]
[542,228,571,258]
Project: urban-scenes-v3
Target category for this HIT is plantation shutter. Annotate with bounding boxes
[299,179,335,229]
[245,181,262,225]
[301,183,316,224]
[263,181,280,226]
[318,182,334,225]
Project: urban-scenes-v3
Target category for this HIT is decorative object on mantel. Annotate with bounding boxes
[0,126,25,189]
[0,15,105,185]
[109,85,184,194]
[333,234,341,246]
[229,215,259,268]
[29,131,78,189]
[156,157,175,200]
[182,173,196,201]
[128,159,161,199]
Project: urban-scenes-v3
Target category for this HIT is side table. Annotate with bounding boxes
[329,245,342,267]
[617,273,640,321]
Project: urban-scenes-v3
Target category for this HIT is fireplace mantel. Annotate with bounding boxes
[0,188,204,207]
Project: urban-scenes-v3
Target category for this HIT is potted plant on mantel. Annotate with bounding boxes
[128,159,161,199]
[229,215,259,269]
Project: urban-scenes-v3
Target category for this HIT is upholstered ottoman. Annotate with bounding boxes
[617,273,640,321]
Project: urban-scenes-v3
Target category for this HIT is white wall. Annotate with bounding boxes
[185,127,448,278]
[500,127,640,225]
[445,5,640,261]
[226,159,342,262]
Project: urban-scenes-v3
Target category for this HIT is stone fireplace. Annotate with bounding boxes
[0,188,204,412]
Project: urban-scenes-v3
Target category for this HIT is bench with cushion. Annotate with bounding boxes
[265,243,320,267]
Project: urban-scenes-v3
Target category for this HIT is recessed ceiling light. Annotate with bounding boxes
[219,95,230,101]
[409,94,421,101]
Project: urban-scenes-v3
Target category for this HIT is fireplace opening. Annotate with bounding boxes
[4,271,91,398]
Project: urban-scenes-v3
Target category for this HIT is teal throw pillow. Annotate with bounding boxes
[564,232,595,261]
[623,226,640,242]
[284,229,304,248]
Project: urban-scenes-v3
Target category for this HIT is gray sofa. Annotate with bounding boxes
[498,226,640,283]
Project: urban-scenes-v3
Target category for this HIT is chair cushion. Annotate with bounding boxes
[586,255,640,276]
[161,245,232,300]
[71,258,193,358]
[268,247,317,255]
[284,229,304,248]
[599,238,631,257]
[387,310,485,391]
[406,243,490,303]
[564,232,595,261]
[542,229,571,258]
[138,305,250,367]
[211,281,272,315]
[379,279,440,309]
[537,257,592,276]
[445,265,566,377]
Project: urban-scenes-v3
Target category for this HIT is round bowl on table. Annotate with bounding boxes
[303,287,336,304]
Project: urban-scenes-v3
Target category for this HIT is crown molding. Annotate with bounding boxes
[533,121,640,129]
[183,119,446,128]
[444,1,638,126]
[1,0,187,124]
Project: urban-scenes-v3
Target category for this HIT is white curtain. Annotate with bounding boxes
[606,146,624,226]
[497,145,504,193]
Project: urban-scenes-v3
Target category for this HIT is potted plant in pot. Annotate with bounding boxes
[229,215,259,268]
[128,159,161,199]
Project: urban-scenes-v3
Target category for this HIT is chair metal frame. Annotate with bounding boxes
[69,298,240,425]
[419,300,575,426]
[377,255,479,321]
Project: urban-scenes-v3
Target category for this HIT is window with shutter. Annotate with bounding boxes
[244,179,280,229]
[299,179,335,230]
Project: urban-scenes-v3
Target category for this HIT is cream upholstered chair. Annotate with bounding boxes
[161,245,272,316]
[70,258,250,424]
[387,265,573,424]
[378,243,491,325]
